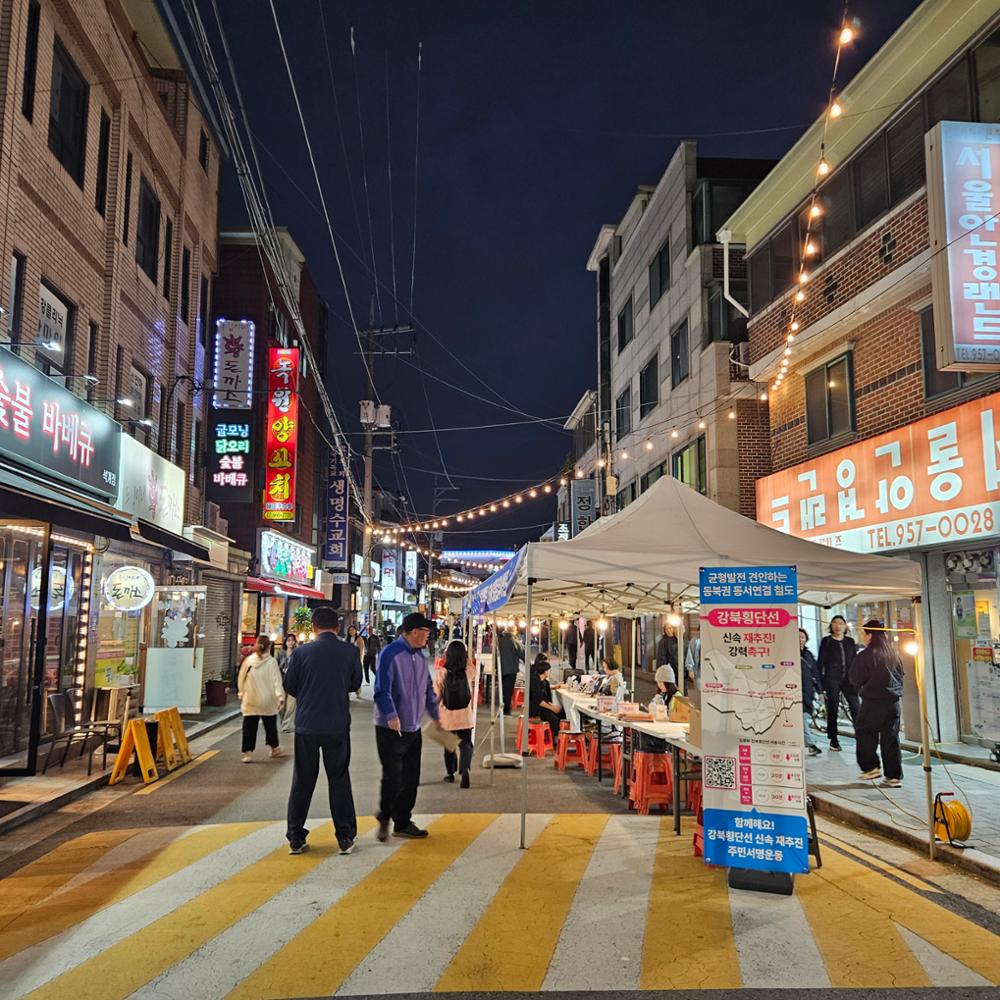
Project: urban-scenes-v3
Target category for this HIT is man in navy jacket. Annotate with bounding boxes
[284,605,362,855]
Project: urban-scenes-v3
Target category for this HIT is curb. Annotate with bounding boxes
[810,789,1000,886]
[0,707,242,838]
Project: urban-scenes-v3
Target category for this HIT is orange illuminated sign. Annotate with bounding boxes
[263,347,298,522]
[756,391,1000,554]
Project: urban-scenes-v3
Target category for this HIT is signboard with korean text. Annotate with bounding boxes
[382,548,398,602]
[103,565,155,611]
[699,566,809,874]
[0,345,120,498]
[405,549,418,591]
[263,347,299,522]
[117,434,184,534]
[212,320,255,408]
[556,520,571,541]
[259,530,313,586]
[927,121,1000,370]
[37,283,69,362]
[570,478,597,537]
[206,410,253,503]
[756,390,1000,554]
[323,450,349,568]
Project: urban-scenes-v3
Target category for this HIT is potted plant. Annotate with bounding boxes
[292,605,313,638]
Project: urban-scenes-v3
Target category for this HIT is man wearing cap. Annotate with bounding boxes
[373,612,441,840]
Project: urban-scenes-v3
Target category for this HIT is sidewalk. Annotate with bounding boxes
[805,729,1000,882]
[0,694,242,836]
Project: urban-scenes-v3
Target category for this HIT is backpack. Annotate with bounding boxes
[442,669,471,711]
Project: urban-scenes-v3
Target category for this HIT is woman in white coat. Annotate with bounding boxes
[238,634,285,762]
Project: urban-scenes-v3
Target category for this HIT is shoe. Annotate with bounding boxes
[288,841,308,855]
[829,742,842,751]
[460,772,470,789]
[393,822,429,839]
[269,747,284,759]
[338,839,356,855]
[808,746,822,756]
[882,778,902,788]
[377,816,390,843]
[443,774,455,783]
[859,768,882,780]
[241,753,253,763]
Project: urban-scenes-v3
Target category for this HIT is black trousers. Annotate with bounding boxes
[286,731,357,846]
[242,714,279,753]
[855,699,902,779]
[376,726,423,828]
[444,727,473,777]
[363,654,376,685]
[824,675,861,741]
[501,673,516,713]
[538,706,564,745]
[567,645,578,669]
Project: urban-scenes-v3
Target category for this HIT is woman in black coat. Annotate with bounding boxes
[817,615,860,751]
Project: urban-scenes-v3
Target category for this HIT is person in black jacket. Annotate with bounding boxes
[799,629,822,756]
[656,624,679,671]
[583,620,596,670]
[283,605,363,856]
[817,615,860,750]
[849,619,904,786]
[529,661,564,745]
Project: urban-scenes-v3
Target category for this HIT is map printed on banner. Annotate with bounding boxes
[699,566,810,875]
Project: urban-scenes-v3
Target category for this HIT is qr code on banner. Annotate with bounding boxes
[704,756,737,789]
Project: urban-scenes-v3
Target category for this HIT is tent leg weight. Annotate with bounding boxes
[727,867,795,896]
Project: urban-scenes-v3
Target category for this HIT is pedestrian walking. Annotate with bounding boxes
[283,605,362,856]
[850,619,904,786]
[347,624,366,696]
[656,623,678,671]
[818,614,861,750]
[238,635,285,763]
[435,639,476,788]
[583,619,596,670]
[373,612,441,841]
[799,628,822,756]
[497,625,524,714]
[362,629,381,686]
[565,620,579,670]
[277,634,298,733]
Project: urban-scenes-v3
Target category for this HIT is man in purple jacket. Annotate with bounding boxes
[373,612,440,841]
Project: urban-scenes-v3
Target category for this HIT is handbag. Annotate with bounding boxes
[422,718,460,754]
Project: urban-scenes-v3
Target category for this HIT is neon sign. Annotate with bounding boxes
[263,347,298,522]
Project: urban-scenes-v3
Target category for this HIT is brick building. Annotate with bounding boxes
[723,0,1000,748]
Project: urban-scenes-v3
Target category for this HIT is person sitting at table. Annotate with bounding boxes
[650,665,679,713]
[529,661,564,745]
[596,658,627,697]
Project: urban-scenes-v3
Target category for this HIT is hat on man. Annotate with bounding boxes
[401,612,433,633]
[654,665,676,685]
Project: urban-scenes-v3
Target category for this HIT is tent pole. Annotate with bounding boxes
[631,615,637,696]
[913,598,936,860]
[490,615,498,786]
[520,571,534,849]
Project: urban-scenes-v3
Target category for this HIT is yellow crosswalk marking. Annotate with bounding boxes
[0,830,139,931]
[799,849,933,987]
[231,814,499,1000]
[820,831,942,894]
[435,813,608,993]
[0,822,265,962]
[640,818,741,989]
[134,750,219,795]
[23,822,350,1000]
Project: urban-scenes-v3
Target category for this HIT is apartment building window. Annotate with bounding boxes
[976,28,1000,123]
[21,1,40,122]
[129,364,152,444]
[886,103,925,204]
[191,413,203,486]
[8,253,26,346]
[86,321,98,401]
[639,353,658,419]
[926,58,972,128]
[853,137,888,231]
[122,153,133,246]
[180,247,191,326]
[640,461,666,493]
[707,283,748,344]
[617,480,636,511]
[94,110,111,216]
[198,275,209,346]
[920,308,963,397]
[615,384,632,440]
[36,282,72,377]
[163,217,173,298]
[198,129,209,170]
[805,353,854,445]
[672,437,707,494]
[648,240,669,308]
[48,39,88,187]
[617,295,633,353]
[113,345,124,419]
[174,401,186,467]
[670,319,689,388]
[135,177,160,284]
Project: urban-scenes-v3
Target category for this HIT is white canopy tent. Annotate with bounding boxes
[464,475,934,854]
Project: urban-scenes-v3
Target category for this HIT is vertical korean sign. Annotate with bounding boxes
[263,347,298,521]
[212,320,255,408]
[699,566,809,874]
[927,121,1000,370]
[324,450,349,568]
[570,478,597,537]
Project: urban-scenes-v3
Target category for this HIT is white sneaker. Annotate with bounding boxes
[241,753,253,763]
[859,768,882,780]
[269,747,284,759]
[881,777,902,788]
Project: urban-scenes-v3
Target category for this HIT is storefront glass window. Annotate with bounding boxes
[261,595,285,640]
[91,551,153,693]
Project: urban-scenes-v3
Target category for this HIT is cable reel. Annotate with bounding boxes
[934,791,972,846]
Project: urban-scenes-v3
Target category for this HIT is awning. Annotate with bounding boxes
[132,519,210,560]
[245,576,325,600]
[0,462,133,541]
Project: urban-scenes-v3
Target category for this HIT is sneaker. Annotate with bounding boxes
[241,753,253,763]
[269,747,284,759]
[393,822,429,839]
[377,816,390,843]
[443,774,455,783]
[859,768,882,780]
[829,742,842,752]
[288,841,308,855]
[460,772,470,789]
[338,839,356,855]
[882,778,902,788]
[808,745,822,756]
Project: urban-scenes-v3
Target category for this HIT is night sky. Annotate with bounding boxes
[204,0,922,551]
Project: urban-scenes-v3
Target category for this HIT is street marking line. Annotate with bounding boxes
[0,822,265,964]
[134,751,219,795]
[640,818,741,990]
[434,813,609,993]
[21,822,340,1000]
[798,850,934,987]
[0,829,138,931]
[820,831,942,894]
[897,923,994,987]
[230,813,498,1000]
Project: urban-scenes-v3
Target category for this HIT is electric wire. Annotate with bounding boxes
[384,49,399,325]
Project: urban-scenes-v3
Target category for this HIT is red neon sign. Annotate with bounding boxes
[263,347,299,522]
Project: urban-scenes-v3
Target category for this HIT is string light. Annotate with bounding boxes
[698,419,706,430]
[645,440,653,450]
[728,410,736,420]
[829,100,843,119]
[670,429,679,439]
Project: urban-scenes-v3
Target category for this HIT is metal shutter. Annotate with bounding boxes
[201,575,239,686]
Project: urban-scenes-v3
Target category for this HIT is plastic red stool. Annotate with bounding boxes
[511,688,525,710]
[555,731,588,770]
[686,778,703,815]
[631,752,673,815]
[516,716,553,757]
[611,742,624,793]
[584,735,615,777]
